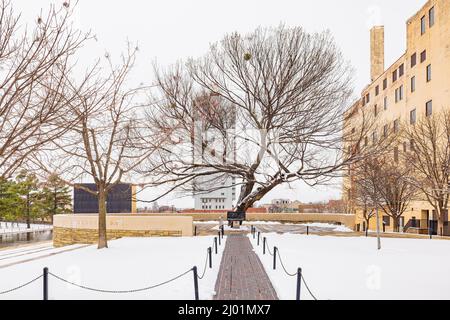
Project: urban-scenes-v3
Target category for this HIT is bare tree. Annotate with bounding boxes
[34,46,158,249]
[404,110,450,236]
[352,154,416,233]
[0,0,90,177]
[146,25,378,211]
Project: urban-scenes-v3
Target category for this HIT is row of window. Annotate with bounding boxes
[365,100,433,146]
[421,6,435,35]
[201,205,226,210]
[201,198,226,203]
[373,64,431,116]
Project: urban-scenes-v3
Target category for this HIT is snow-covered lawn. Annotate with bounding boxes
[251,233,450,300]
[0,222,52,235]
[0,236,224,300]
[298,222,353,233]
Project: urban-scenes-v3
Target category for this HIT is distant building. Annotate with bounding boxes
[73,183,137,214]
[192,94,237,210]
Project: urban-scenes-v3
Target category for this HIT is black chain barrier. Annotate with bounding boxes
[0,274,43,295]
[252,226,318,301]
[0,235,225,300]
[48,269,193,294]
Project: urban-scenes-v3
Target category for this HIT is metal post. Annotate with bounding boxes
[221,225,224,238]
[263,237,266,255]
[208,247,212,269]
[214,237,218,254]
[194,226,197,236]
[192,267,199,300]
[43,267,48,301]
[257,232,260,246]
[218,232,221,245]
[252,226,255,239]
[307,226,309,235]
[273,247,278,270]
[296,268,302,301]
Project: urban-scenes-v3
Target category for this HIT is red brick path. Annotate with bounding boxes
[214,234,278,300]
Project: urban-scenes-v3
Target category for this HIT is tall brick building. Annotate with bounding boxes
[343,0,450,234]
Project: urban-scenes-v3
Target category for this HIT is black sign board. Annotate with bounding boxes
[227,211,246,221]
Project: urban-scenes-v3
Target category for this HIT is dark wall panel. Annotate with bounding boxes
[74,184,133,214]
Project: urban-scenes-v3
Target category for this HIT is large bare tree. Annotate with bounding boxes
[0,0,90,177]
[404,110,450,236]
[146,25,377,211]
[35,46,158,249]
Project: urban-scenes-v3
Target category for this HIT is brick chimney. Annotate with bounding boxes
[370,26,385,82]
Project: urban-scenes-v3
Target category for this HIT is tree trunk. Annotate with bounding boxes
[392,217,399,233]
[98,187,108,249]
[26,194,31,229]
[365,219,369,237]
[438,208,447,237]
[376,206,381,250]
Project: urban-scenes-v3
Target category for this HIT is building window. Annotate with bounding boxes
[366,93,370,103]
[410,139,415,151]
[398,64,404,77]
[394,119,399,133]
[364,136,368,147]
[383,216,391,226]
[395,86,404,103]
[383,78,387,90]
[426,64,432,82]
[411,76,416,92]
[421,15,426,35]
[383,125,388,138]
[429,6,435,27]
[426,100,433,117]
[420,50,427,63]
[374,105,378,117]
[375,85,379,96]
[403,141,407,152]
[392,70,398,82]
[384,96,388,110]
[372,132,378,144]
[394,147,399,163]
[410,109,416,125]
[411,53,417,68]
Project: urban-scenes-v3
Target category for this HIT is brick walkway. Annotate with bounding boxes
[214,234,278,300]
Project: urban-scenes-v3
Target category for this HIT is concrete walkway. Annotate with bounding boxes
[214,234,278,300]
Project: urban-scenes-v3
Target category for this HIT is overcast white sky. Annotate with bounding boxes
[13,0,426,208]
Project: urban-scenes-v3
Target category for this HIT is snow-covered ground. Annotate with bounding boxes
[0,236,224,300]
[298,222,353,233]
[251,233,450,300]
[212,225,250,231]
[0,222,52,235]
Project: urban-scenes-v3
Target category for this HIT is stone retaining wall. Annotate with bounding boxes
[53,227,181,247]
[53,214,193,247]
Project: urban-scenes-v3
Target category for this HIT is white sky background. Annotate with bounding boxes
[13,0,426,208]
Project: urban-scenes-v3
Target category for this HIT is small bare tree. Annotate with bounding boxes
[146,25,379,211]
[0,0,90,177]
[35,46,158,249]
[404,110,450,236]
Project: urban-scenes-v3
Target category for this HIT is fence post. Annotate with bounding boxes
[263,237,266,255]
[257,232,260,246]
[273,247,278,270]
[192,267,199,301]
[214,237,218,254]
[252,226,255,239]
[307,226,309,235]
[296,268,302,301]
[43,267,49,301]
[221,225,224,238]
[208,247,212,269]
